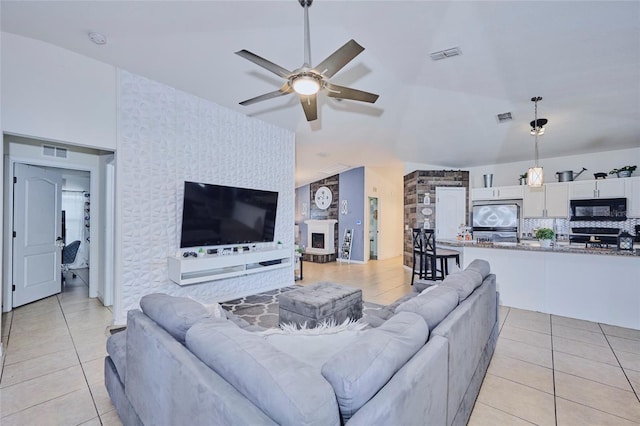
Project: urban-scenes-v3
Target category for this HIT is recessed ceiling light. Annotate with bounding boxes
[88,31,107,45]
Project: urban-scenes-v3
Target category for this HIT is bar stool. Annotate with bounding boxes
[422,229,460,281]
[411,228,426,285]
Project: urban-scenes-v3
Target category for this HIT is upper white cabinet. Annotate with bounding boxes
[626,177,640,218]
[523,182,569,218]
[569,179,626,199]
[471,185,524,201]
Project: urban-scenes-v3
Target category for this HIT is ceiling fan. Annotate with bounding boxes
[236,0,379,122]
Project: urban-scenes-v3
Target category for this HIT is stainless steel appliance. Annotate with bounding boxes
[569,198,627,221]
[569,227,620,247]
[472,202,520,242]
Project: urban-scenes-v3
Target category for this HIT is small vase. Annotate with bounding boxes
[539,239,551,248]
[617,171,632,178]
[519,178,527,185]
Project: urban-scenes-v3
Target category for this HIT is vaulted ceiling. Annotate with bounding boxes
[2,1,639,186]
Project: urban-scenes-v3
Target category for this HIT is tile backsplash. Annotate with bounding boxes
[522,218,639,238]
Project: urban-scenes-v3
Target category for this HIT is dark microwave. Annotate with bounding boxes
[570,198,627,221]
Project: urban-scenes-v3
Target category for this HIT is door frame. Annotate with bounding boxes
[3,155,108,311]
[368,196,379,260]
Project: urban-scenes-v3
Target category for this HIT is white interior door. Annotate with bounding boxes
[435,187,466,240]
[13,163,63,307]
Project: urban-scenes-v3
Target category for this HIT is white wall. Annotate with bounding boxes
[0,23,4,357]
[1,33,116,150]
[115,70,295,324]
[365,165,404,260]
[466,147,640,188]
[404,148,640,189]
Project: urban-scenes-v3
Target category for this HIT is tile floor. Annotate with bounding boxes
[1,258,639,425]
[1,269,121,425]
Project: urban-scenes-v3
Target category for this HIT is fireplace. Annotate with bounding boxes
[304,219,338,255]
[311,233,325,249]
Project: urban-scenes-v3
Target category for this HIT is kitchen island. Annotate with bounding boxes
[438,240,640,329]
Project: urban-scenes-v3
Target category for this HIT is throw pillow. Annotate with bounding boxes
[186,321,340,426]
[442,270,483,302]
[395,286,459,330]
[139,293,211,344]
[321,312,429,422]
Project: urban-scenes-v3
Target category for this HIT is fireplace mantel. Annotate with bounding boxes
[304,219,338,255]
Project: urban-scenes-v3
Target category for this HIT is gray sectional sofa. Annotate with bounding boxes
[104,259,498,425]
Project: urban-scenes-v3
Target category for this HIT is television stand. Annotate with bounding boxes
[167,248,292,286]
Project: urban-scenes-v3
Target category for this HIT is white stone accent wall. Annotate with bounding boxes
[116,70,294,323]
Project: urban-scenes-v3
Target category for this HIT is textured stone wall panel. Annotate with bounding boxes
[116,70,295,323]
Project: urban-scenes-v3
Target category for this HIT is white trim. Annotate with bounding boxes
[3,154,106,312]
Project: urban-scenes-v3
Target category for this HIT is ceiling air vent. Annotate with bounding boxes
[430,47,462,61]
[496,112,513,123]
[42,145,68,159]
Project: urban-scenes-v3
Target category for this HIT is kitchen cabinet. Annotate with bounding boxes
[523,182,569,218]
[471,185,524,201]
[569,179,625,199]
[626,177,640,218]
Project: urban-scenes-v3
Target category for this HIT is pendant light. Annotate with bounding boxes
[527,96,547,187]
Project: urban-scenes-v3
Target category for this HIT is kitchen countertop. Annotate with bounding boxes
[438,239,640,257]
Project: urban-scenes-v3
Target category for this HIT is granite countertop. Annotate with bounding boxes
[438,239,640,257]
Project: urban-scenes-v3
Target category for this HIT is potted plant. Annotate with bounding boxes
[535,228,554,248]
[609,165,637,178]
[519,172,528,185]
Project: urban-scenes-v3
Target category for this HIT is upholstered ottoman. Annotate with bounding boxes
[278,282,363,327]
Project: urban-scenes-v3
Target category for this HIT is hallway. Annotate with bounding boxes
[0,269,119,425]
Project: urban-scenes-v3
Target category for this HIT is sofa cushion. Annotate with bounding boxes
[442,270,483,302]
[394,286,459,330]
[186,320,340,426]
[321,312,429,422]
[465,259,491,281]
[106,330,127,383]
[139,293,212,344]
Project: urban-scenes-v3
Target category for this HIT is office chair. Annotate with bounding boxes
[62,240,81,281]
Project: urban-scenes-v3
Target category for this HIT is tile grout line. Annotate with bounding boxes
[599,322,640,403]
[550,315,558,426]
[56,283,104,424]
[0,311,15,385]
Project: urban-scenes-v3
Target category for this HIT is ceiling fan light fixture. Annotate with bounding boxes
[291,74,321,95]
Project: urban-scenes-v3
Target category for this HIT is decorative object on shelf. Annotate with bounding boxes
[277,241,283,249]
[535,227,554,248]
[423,193,431,204]
[609,165,637,178]
[527,96,546,187]
[314,186,332,209]
[555,167,586,182]
[483,173,493,188]
[594,172,607,180]
[519,172,527,185]
[617,231,634,251]
[421,207,433,216]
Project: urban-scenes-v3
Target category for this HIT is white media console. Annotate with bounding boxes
[168,248,292,286]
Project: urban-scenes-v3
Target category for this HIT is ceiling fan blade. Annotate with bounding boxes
[240,83,293,106]
[313,39,365,79]
[299,93,318,121]
[235,49,291,79]
[325,83,379,103]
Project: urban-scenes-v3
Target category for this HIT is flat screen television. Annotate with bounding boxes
[180,181,278,248]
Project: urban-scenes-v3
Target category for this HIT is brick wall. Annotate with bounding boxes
[403,170,469,267]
